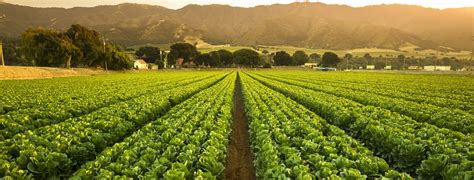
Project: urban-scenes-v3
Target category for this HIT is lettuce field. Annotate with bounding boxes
[0,71,472,179]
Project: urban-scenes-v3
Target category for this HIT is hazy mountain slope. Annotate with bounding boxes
[0,2,471,50]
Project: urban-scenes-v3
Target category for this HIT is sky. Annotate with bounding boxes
[2,0,473,9]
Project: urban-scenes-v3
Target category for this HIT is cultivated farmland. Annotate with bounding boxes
[0,70,472,179]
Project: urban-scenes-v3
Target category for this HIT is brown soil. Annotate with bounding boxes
[224,73,256,180]
[0,66,104,80]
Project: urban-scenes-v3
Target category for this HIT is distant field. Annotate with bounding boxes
[0,70,472,179]
[0,66,104,80]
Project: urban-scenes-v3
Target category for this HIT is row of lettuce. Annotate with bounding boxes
[1,70,471,179]
[264,71,473,114]
[255,73,473,134]
[0,72,229,178]
[72,73,236,179]
[0,72,204,113]
[245,72,473,179]
[240,73,411,179]
[0,73,217,140]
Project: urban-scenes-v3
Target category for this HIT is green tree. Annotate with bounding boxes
[216,49,233,66]
[375,60,386,70]
[292,50,309,65]
[195,53,211,66]
[21,28,81,68]
[320,52,341,67]
[167,43,198,65]
[440,57,451,66]
[397,54,406,69]
[135,46,161,63]
[364,53,372,60]
[233,49,260,67]
[273,51,293,66]
[209,51,223,67]
[363,53,373,64]
[102,45,133,70]
[344,53,353,61]
[343,53,353,69]
[309,53,321,62]
[65,24,102,67]
[2,41,28,65]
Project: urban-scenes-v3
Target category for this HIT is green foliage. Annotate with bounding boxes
[320,52,341,67]
[233,49,260,67]
[21,28,81,67]
[216,49,233,66]
[195,53,212,66]
[240,73,410,179]
[344,53,353,60]
[262,62,272,68]
[0,72,229,178]
[1,41,28,65]
[273,51,293,66]
[103,45,133,70]
[20,25,131,69]
[71,73,235,179]
[292,50,309,65]
[196,51,225,67]
[309,53,321,63]
[168,43,198,65]
[1,67,473,180]
[135,46,161,63]
[65,24,102,67]
[247,71,473,179]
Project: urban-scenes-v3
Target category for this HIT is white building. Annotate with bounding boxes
[303,63,318,68]
[424,66,451,71]
[134,59,148,70]
[408,66,422,70]
[366,65,375,70]
[384,66,392,70]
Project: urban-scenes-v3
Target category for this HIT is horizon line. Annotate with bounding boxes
[1,1,473,10]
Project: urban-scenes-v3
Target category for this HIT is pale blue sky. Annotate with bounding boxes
[2,0,473,9]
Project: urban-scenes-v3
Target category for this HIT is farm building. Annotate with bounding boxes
[175,58,184,68]
[408,66,422,70]
[134,59,148,70]
[303,63,318,68]
[460,66,474,71]
[424,66,451,71]
[183,61,197,68]
[149,64,158,70]
[366,65,375,70]
[384,66,392,70]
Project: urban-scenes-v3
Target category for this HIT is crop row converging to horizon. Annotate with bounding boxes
[0,70,473,179]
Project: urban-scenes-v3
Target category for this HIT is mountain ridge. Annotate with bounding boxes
[0,2,471,51]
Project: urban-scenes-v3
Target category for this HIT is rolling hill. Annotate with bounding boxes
[0,2,472,51]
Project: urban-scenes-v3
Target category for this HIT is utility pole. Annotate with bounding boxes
[403,58,405,70]
[102,35,108,71]
[346,55,349,70]
[1,14,6,66]
[0,40,4,66]
[470,36,473,71]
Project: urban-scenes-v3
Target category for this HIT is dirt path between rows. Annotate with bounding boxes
[224,73,256,180]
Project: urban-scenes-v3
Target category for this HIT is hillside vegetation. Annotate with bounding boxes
[0,2,472,50]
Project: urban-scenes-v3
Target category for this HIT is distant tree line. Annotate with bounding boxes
[336,53,472,70]
[157,43,345,68]
[147,42,266,68]
[2,24,133,70]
